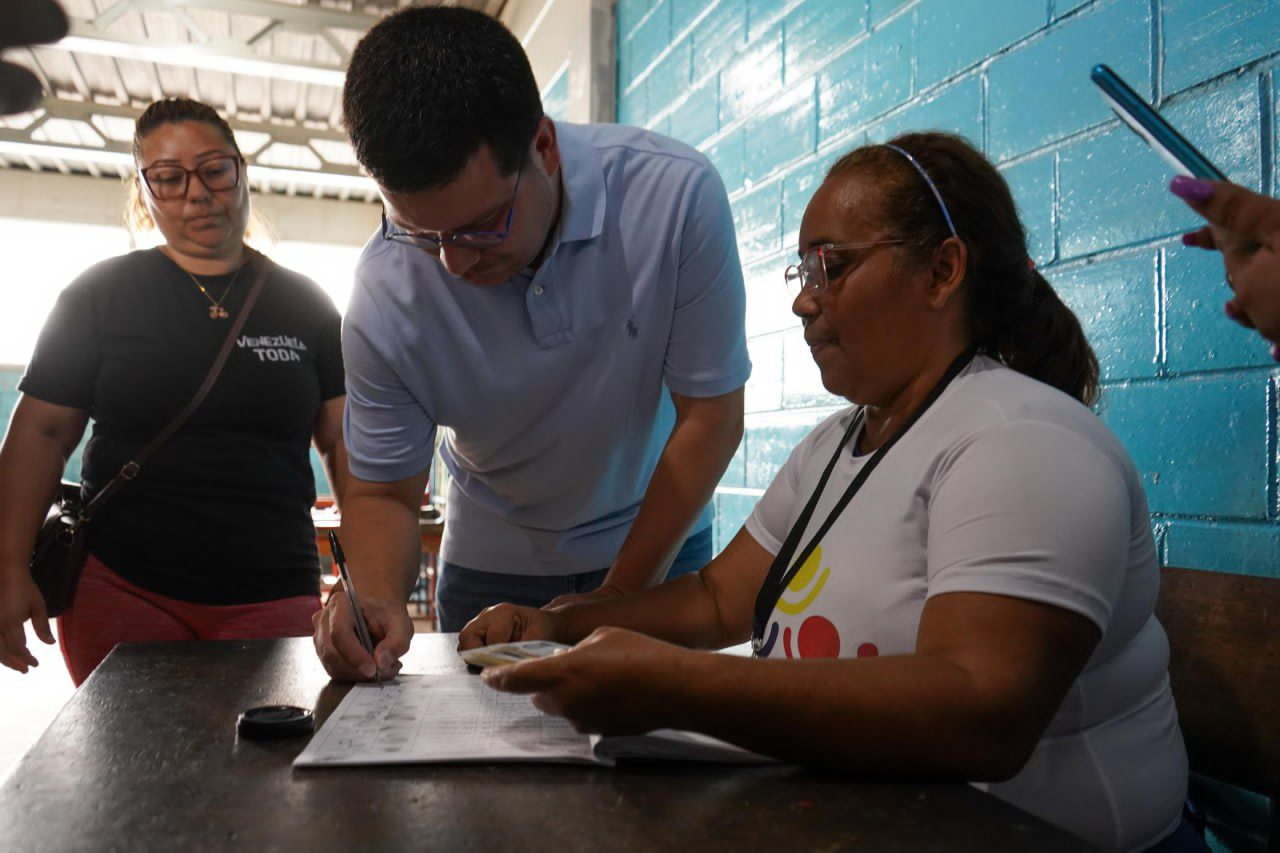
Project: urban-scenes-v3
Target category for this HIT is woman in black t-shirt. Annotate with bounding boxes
[0,97,349,684]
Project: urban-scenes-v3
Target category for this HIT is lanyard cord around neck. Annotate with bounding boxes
[750,347,978,654]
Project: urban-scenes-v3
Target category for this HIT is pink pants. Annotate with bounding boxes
[56,553,320,686]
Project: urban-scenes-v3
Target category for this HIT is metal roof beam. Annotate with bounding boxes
[0,134,378,197]
[89,0,380,35]
[33,95,351,145]
[57,22,348,88]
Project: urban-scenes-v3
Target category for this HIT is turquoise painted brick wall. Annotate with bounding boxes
[617,0,1280,576]
[0,367,84,483]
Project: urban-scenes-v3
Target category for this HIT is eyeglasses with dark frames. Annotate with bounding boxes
[381,165,524,253]
[783,240,906,295]
[139,154,242,201]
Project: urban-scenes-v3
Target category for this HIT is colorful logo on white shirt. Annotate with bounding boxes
[758,544,879,660]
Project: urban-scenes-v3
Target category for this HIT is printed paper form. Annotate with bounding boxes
[294,674,600,767]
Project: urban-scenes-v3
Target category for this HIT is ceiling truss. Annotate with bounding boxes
[0,0,510,202]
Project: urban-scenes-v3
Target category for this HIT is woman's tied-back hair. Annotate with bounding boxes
[830,132,1100,406]
[131,96,241,162]
[342,6,543,193]
[125,97,245,238]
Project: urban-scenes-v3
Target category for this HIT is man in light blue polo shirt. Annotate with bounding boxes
[314,7,750,679]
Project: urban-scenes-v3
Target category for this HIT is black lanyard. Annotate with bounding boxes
[750,347,978,655]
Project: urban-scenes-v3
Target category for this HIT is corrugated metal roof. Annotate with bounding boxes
[0,0,510,202]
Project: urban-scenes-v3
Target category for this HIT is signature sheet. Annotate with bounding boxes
[293,674,598,767]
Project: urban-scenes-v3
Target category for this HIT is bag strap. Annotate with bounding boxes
[79,251,271,519]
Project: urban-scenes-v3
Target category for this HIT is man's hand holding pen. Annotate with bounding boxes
[314,530,413,683]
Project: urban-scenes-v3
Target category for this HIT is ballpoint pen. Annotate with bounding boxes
[327,529,380,682]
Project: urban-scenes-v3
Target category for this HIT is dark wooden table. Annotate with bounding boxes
[0,635,1088,851]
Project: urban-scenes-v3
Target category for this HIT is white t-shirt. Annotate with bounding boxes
[744,357,1186,852]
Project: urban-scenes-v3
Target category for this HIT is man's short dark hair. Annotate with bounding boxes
[343,7,544,193]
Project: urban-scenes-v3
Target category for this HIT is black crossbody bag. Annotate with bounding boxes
[29,254,270,616]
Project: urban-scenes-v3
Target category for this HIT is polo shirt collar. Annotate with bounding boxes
[553,122,606,244]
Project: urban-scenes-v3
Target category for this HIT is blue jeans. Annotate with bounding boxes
[436,526,713,633]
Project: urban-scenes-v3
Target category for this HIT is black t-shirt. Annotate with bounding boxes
[21,248,345,604]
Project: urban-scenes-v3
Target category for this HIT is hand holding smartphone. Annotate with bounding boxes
[1090,63,1226,180]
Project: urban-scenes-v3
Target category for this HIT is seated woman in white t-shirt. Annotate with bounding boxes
[460,131,1190,852]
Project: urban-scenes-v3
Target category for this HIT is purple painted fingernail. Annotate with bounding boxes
[1272,343,1280,363]
[1170,176,1214,203]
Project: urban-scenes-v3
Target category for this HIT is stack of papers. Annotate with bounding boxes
[293,673,770,768]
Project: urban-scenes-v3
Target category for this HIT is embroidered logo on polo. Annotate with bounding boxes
[757,544,879,661]
[237,334,308,363]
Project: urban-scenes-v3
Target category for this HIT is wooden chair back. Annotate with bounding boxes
[1157,566,1280,848]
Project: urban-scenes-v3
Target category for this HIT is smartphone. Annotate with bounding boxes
[1090,63,1226,181]
[459,640,572,669]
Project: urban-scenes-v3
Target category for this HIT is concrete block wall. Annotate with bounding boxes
[616,0,1280,577]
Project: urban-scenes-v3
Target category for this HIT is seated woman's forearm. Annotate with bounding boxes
[662,653,1043,781]
[562,527,764,648]
[560,570,741,648]
[652,593,1099,780]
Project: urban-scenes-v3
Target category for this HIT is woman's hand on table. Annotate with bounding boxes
[457,602,563,649]
[0,568,54,674]
[312,587,410,682]
[480,626,689,735]
[542,582,628,612]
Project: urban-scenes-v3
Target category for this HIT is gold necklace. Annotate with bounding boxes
[186,262,245,320]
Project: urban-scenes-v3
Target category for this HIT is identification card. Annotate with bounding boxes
[459,640,572,669]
